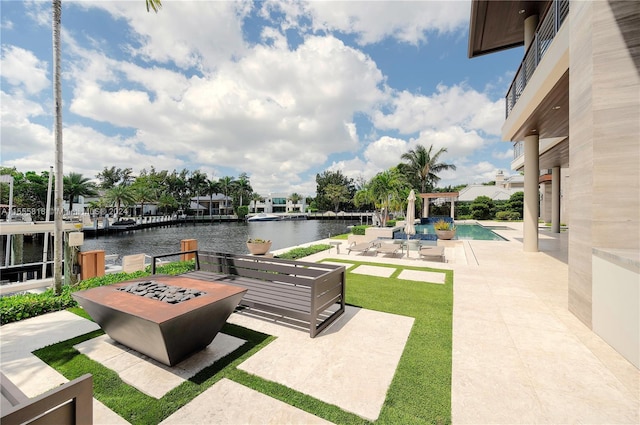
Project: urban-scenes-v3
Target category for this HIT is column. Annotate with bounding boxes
[551,166,561,233]
[524,135,539,252]
[524,15,539,50]
[424,198,429,219]
[450,199,455,220]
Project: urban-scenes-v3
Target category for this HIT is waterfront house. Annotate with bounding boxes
[469,0,639,367]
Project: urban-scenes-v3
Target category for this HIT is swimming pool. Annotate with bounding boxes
[406,223,508,241]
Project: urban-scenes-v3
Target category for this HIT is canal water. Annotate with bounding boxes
[3,219,358,265]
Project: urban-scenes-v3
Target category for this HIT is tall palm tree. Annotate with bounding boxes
[400,144,457,193]
[189,170,208,215]
[249,192,263,213]
[206,178,222,216]
[218,176,234,214]
[51,0,163,294]
[368,168,408,226]
[105,185,135,219]
[63,172,97,214]
[233,173,252,208]
[130,184,155,217]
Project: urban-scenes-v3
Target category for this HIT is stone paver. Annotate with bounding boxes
[397,269,446,284]
[161,378,333,425]
[230,306,414,422]
[350,264,395,277]
[75,333,245,398]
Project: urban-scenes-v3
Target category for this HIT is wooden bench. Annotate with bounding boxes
[152,251,346,338]
[1,372,93,425]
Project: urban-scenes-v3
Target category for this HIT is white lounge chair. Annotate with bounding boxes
[347,242,377,255]
[418,246,445,262]
[376,243,401,257]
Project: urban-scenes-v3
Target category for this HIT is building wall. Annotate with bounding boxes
[568,0,640,327]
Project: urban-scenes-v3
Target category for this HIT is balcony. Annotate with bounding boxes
[505,0,569,118]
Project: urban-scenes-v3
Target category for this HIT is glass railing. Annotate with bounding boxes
[505,0,569,118]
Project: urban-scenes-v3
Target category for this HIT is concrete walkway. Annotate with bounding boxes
[1,222,639,424]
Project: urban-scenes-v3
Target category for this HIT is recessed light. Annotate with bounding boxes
[519,9,526,14]
[531,129,537,132]
[552,106,561,110]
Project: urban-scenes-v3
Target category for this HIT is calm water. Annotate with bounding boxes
[413,223,507,241]
[3,220,358,266]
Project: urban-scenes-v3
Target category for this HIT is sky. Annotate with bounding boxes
[1,0,523,197]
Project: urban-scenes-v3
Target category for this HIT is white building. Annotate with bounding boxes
[249,193,306,214]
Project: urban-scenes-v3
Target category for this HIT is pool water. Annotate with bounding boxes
[414,224,507,241]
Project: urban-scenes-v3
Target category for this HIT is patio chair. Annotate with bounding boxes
[376,243,401,257]
[347,241,377,255]
[418,246,445,262]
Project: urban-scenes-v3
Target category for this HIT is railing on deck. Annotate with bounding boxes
[513,141,524,160]
[505,0,569,118]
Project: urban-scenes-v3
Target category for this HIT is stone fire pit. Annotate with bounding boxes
[72,275,247,366]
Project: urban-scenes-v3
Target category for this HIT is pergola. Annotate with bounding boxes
[418,192,459,219]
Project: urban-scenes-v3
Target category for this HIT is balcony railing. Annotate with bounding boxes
[513,141,524,160]
[505,0,569,118]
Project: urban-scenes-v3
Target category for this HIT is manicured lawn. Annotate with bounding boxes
[34,259,453,424]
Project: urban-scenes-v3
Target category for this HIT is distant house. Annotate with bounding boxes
[457,171,523,202]
[469,0,639,367]
[190,194,233,215]
[250,193,306,214]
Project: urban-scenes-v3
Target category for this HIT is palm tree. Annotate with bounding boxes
[249,192,263,213]
[189,170,208,216]
[289,192,302,212]
[233,173,252,208]
[105,185,135,219]
[63,172,98,214]
[368,169,408,226]
[130,184,155,217]
[400,144,457,193]
[218,176,234,214]
[206,178,222,216]
[51,0,162,294]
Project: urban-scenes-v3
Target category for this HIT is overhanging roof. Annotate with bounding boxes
[468,0,551,58]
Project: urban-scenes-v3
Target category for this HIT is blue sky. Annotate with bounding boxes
[1,0,523,196]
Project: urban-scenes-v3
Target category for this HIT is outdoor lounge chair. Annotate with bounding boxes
[376,243,401,257]
[418,246,445,262]
[347,242,377,255]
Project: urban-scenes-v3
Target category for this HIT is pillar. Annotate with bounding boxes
[450,199,455,220]
[524,134,539,252]
[524,15,539,50]
[424,198,429,219]
[180,239,198,261]
[551,166,561,233]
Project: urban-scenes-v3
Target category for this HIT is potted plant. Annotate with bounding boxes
[246,238,272,255]
[433,219,456,240]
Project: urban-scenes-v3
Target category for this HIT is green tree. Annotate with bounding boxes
[368,168,408,226]
[105,185,135,218]
[96,166,133,189]
[399,144,457,193]
[218,176,235,213]
[470,196,495,220]
[188,170,209,215]
[506,191,524,217]
[232,173,252,208]
[315,170,355,211]
[324,184,350,212]
[250,192,263,213]
[130,183,156,217]
[63,172,97,214]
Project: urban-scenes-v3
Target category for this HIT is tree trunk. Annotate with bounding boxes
[53,0,64,295]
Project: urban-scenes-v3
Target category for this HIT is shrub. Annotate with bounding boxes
[386,220,397,227]
[0,261,195,325]
[496,211,521,221]
[470,196,495,220]
[433,219,455,231]
[275,244,331,260]
[351,225,368,235]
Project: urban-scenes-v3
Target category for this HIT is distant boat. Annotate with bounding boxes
[111,219,137,229]
[247,213,282,222]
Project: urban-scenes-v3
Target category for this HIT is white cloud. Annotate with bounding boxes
[492,148,513,160]
[81,1,249,71]
[262,0,470,45]
[0,46,49,95]
[373,84,503,137]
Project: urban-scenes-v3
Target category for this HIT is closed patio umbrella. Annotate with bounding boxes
[404,190,416,257]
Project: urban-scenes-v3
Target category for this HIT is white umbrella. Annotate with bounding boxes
[404,190,416,257]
